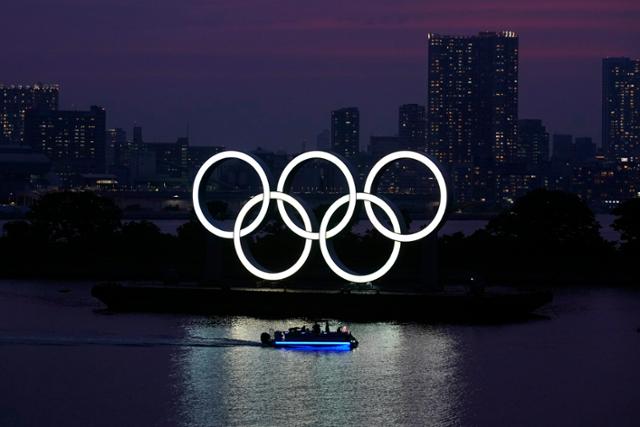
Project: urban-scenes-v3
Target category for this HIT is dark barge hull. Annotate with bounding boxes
[91,284,553,322]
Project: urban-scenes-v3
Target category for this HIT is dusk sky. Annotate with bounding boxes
[4,0,639,150]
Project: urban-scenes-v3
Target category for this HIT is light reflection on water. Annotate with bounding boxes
[1,281,639,426]
[174,319,463,426]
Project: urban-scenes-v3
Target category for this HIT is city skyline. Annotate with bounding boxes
[3,0,638,149]
[3,52,637,154]
[1,46,638,211]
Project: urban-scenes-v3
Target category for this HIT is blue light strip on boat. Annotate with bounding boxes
[274,341,351,346]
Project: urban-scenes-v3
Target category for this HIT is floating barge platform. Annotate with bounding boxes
[91,283,552,322]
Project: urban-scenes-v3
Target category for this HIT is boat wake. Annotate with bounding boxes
[0,335,261,348]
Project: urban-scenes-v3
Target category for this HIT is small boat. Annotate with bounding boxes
[260,322,358,350]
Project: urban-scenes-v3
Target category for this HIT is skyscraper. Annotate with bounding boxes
[426,31,519,166]
[426,31,518,205]
[398,104,425,151]
[426,34,475,166]
[24,106,106,181]
[106,128,128,169]
[475,32,519,164]
[602,57,640,160]
[331,107,359,158]
[0,83,59,145]
[517,119,549,167]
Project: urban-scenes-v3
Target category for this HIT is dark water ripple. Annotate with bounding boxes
[0,281,639,427]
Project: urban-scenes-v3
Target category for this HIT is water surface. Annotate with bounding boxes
[0,281,638,426]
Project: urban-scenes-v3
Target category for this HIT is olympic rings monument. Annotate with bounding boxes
[91,149,553,319]
[193,150,447,287]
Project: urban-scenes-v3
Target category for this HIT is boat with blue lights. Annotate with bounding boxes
[260,322,358,350]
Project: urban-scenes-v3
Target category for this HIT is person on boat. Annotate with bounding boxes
[312,323,321,334]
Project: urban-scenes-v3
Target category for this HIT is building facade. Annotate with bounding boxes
[426,31,518,167]
[136,137,190,188]
[0,145,51,203]
[398,104,426,151]
[331,107,359,158]
[1,83,59,145]
[24,105,106,182]
[426,31,518,206]
[517,119,549,168]
[105,128,128,169]
[602,57,640,160]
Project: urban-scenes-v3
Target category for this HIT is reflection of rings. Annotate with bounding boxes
[192,150,448,283]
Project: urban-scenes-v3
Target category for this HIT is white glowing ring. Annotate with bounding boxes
[276,151,357,240]
[193,150,450,283]
[192,151,271,239]
[363,151,448,243]
[233,191,313,281]
[319,193,402,283]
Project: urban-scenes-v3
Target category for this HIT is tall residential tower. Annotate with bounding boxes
[426,31,518,204]
[426,31,518,166]
[602,57,640,160]
[331,107,359,158]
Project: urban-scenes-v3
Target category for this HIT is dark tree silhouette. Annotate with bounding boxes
[205,200,229,220]
[486,189,603,247]
[118,220,176,279]
[439,189,613,285]
[27,191,122,244]
[176,216,210,279]
[613,198,640,254]
[0,190,633,284]
[2,220,33,241]
[0,192,123,277]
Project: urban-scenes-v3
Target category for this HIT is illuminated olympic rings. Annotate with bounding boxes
[192,150,448,283]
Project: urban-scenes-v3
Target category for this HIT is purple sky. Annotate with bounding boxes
[3,0,639,149]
